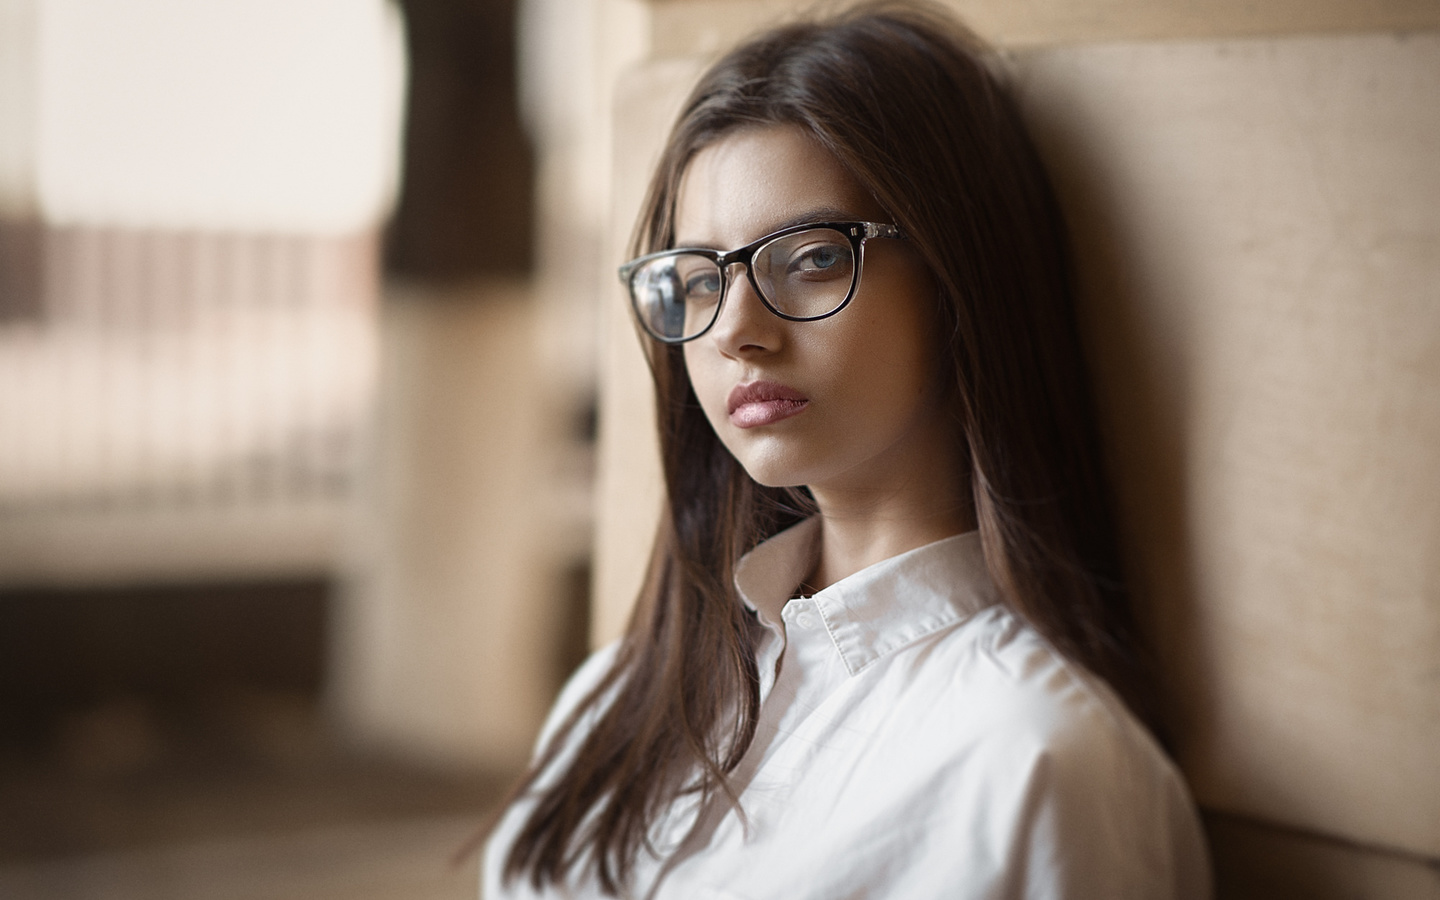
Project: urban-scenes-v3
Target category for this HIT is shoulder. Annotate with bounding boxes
[921,608,1212,897]
[924,606,1147,756]
[481,643,625,900]
[865,604,1186,816]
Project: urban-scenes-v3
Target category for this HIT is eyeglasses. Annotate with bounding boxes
[618,221,904,344]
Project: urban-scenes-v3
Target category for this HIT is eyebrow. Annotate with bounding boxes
[674,205,859,250]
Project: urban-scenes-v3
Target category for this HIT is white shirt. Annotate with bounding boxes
[484,519,1212,899]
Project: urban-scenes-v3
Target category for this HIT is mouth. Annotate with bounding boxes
[726,380,810,428]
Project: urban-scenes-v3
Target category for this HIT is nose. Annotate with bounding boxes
[705,264,779,356]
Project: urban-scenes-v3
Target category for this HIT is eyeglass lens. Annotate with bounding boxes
[630,226,857,342]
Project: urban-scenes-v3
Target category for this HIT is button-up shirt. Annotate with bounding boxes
[484,519,1211,899]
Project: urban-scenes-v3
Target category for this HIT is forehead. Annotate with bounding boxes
[673,124,883,248]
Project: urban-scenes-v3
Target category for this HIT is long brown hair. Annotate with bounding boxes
[502,3,1154,893]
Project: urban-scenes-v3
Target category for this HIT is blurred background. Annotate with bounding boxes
[1,0,1438,898]
[0,0,598,896]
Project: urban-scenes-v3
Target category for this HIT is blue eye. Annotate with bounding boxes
[684,271,721,297]
[786,240,852,280]
[803,246,841,270]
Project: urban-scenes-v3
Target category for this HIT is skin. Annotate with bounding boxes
[676,124,975,591]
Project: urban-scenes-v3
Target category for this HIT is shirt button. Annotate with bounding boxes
[794,611,818,630]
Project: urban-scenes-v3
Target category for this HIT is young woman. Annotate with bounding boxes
[484,4,1210,897]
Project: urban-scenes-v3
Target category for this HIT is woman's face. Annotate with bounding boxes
[675,125,959,500]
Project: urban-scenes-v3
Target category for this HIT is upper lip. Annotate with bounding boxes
[726,380,809,415]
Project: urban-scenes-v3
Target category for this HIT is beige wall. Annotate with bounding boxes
[644,0,1440,56]
[590,0,1440,894]
[1014,31,1440,891]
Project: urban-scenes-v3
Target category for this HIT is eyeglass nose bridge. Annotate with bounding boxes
[685,253,770,344]
[713,246,774,310]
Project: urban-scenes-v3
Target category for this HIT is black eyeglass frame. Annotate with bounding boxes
[617,220,905,344]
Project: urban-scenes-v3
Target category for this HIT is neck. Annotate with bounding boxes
[805,479,974,592]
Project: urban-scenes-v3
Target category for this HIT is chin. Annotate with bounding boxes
[744,470,803,489]
[730,450,817,490]
[716,426,827,489]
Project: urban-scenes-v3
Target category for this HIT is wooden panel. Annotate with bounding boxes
[1206,812,1440,900]
[1015,33,1440,857]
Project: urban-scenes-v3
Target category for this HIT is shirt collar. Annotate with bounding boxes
[734,518,1000,676]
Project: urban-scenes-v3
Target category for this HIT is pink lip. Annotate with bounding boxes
[727,380,810,428]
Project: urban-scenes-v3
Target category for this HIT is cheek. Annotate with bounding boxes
[838,303,943,412]
[843,295,934,377]
[681,347,725,420]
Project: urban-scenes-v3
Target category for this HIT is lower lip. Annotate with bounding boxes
[730,399,809,428]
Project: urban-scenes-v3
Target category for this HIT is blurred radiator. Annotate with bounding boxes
[0,225,379,585]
